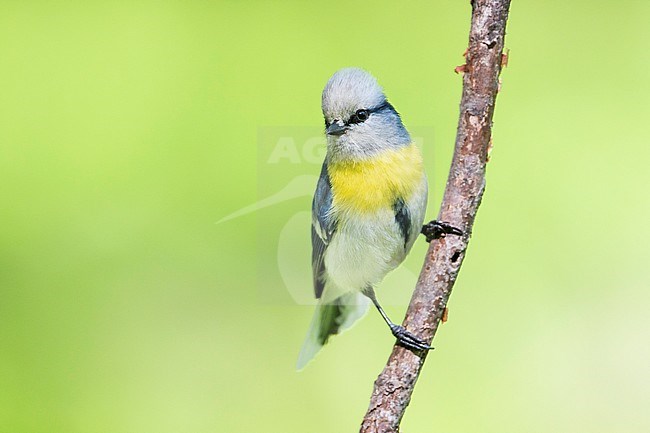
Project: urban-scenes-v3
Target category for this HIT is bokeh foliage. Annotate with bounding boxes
[1,1,649,432]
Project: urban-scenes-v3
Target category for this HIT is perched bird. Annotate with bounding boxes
[297,68,460,369]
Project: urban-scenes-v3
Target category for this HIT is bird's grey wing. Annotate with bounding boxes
[312,162,336,299]
[394,177,428,252]
[393,197,412,250]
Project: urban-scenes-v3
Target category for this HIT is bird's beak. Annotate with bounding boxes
[326,120,348,136]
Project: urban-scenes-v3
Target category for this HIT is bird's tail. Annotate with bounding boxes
[296,292,369,370]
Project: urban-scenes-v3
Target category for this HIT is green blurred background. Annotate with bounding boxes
[2,1,649,432]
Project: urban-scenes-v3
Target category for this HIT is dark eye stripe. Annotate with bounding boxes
[348,101,389,125]
[323,101,394,128]
[370,101,391,113]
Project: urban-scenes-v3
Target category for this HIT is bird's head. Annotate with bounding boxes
[321,68,410,161]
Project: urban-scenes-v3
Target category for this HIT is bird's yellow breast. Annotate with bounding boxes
[327,143,424,214]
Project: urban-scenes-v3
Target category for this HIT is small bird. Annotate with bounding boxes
[297,68,461,369]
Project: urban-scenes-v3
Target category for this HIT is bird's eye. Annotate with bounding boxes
[356,109,369,121]
[348,109,369,125]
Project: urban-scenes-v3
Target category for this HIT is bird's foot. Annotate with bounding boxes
[421,220,464,243]
[390,324,433,352]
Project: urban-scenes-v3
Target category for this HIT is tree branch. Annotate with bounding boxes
[360,1,512,431]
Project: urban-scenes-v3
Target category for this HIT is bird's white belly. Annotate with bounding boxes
[321,208,405,302]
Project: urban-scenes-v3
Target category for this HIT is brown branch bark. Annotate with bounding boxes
[360,1,512,431]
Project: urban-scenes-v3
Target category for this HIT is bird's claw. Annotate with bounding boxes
[390,324,433,352]
[421,220,464,243]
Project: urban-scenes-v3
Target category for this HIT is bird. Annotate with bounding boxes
[297,68,461,369]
